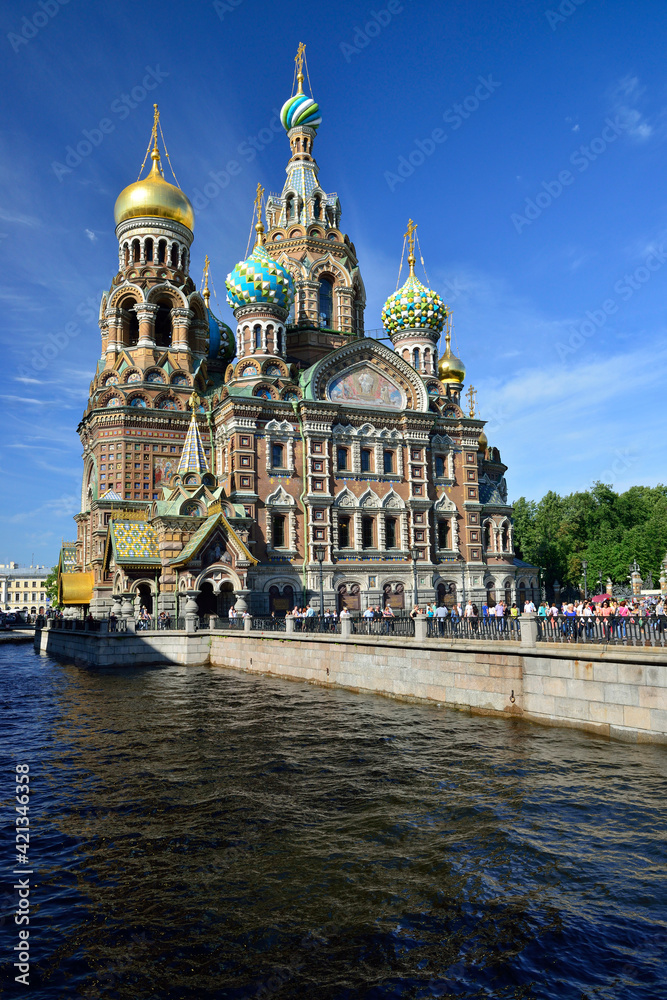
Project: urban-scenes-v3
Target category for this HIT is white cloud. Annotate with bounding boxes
[85,229,97,242]
[610,75,654,141]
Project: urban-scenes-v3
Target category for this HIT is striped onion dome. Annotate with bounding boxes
[280,92,322,132]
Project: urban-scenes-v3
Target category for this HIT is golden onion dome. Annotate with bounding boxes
[438,332,466,384]
[477,429,488,453]
[114,148,194,231]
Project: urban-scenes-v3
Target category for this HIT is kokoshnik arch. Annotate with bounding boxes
[57,47,537,619]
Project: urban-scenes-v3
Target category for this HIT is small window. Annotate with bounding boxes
[361,516,374,549]
[385,518,397,549]
[435,456,445,477]
[271,443,284,468]
[361,448,372,473]
[254,325,262,350]
[312,460,324,473]
[383,450,394,474]
[339,517,350,548]
[337,447,348,471]
[411,448,421,460]
[314,509,325,521]
[438,520,449,549]
[273,514,286,547]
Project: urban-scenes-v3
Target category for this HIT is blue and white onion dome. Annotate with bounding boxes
[381,273,447,335]
[280,81,322,132]
[226,244,295,315]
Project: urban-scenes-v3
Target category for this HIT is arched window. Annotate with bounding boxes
[318,277,333,327]
[424,348,431,373]
[438,520,449,549]
[413,347,420,369]
[155,298,172,348]
[170,243,178,268]
[123,243,129,267]
[254,325,262,350]
[385,518,397,549]
[486,581,496,608]
[120,296,139,347]
[132,239,140,263]
[179,247,187,271]
[313,194,321,219]
[157,240,166,264]
[276,328,283,354]
[501,522,510,551]
[145,238,153,262]
[272,514,286,548]
[285,194,294,221]
[483,521,492,550]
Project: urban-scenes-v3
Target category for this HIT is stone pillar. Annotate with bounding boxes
[341,616,352,638]
[519,614,538,648]
[285,615,295,633]
[184,590,199,631]
[120,593,134,620]
[414,616,428,641]
[134,303,158,348]
[243,616,251,632]
[234,589,250,614]
[111,594,123,619]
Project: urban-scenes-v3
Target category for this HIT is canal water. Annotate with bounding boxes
[2,645,666,999]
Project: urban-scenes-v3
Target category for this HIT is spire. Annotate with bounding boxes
[177,392,209,475]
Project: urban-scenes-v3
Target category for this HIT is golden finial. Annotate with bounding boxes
[254,182,265,246]
[152,104,159,150]
[188,390,200,413]
[202,255,210,310]
[466,385,477,418]
[405,218,417,276]
[295,42,306,95]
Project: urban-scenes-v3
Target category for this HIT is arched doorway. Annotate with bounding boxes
[337,582,360,612]
[218,581,235,616]
[197,581,217,616]
[436,582,456,608]
[518,581,526,608]
[486,581,496,608]
[137,583,153,614]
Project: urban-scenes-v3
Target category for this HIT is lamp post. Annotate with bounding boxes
[582,559,588,600]
[410,545,419,608]
[314,545,325,616]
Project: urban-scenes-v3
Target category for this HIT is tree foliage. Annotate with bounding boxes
[512,482,667,589]
[44,566,59,608]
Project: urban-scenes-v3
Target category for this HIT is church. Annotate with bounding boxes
[58,47,535,619]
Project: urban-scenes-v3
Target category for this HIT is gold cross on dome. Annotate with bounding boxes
[405,219,417,257]
[202,255,210,308]
[466,385,477,418]
[254,182,264,221]
[188,391,200,412]
[151,104,160,150]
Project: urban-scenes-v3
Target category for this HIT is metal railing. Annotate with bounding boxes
[537,614,667,647]
[291,615,341,634]
[352,616,415,637]
[250,617,287,632]
[426,616,522,641]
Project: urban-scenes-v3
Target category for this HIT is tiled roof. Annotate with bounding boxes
[109,521,160,565]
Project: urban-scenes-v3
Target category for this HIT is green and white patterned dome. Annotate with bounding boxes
[226,243,294,315]
[382,273,447,335]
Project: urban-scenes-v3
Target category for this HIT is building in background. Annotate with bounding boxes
[57,50,537,618]
[0,563,49,613]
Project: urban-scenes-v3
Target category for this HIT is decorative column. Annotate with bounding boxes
[105,309,123,359]
[135,303,158,349]
[172,308,194,355]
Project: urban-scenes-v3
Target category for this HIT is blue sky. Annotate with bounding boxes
[0,0,666,567]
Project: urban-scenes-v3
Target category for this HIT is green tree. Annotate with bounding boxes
[44,566,60,609]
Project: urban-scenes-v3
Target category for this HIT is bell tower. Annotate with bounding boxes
[263,44,366,366]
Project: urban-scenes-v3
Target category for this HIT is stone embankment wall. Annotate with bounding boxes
[36,626,667,744]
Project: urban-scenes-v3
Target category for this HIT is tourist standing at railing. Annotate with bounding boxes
[481,601,489,619]
[108,611,117,632]
[382,604,395,634]
[509,602,519,634]
[228,605,237,628]
[494,600,505,631]
[538,602,548,619]
[523,598,536,614]
[434,603,448,636]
